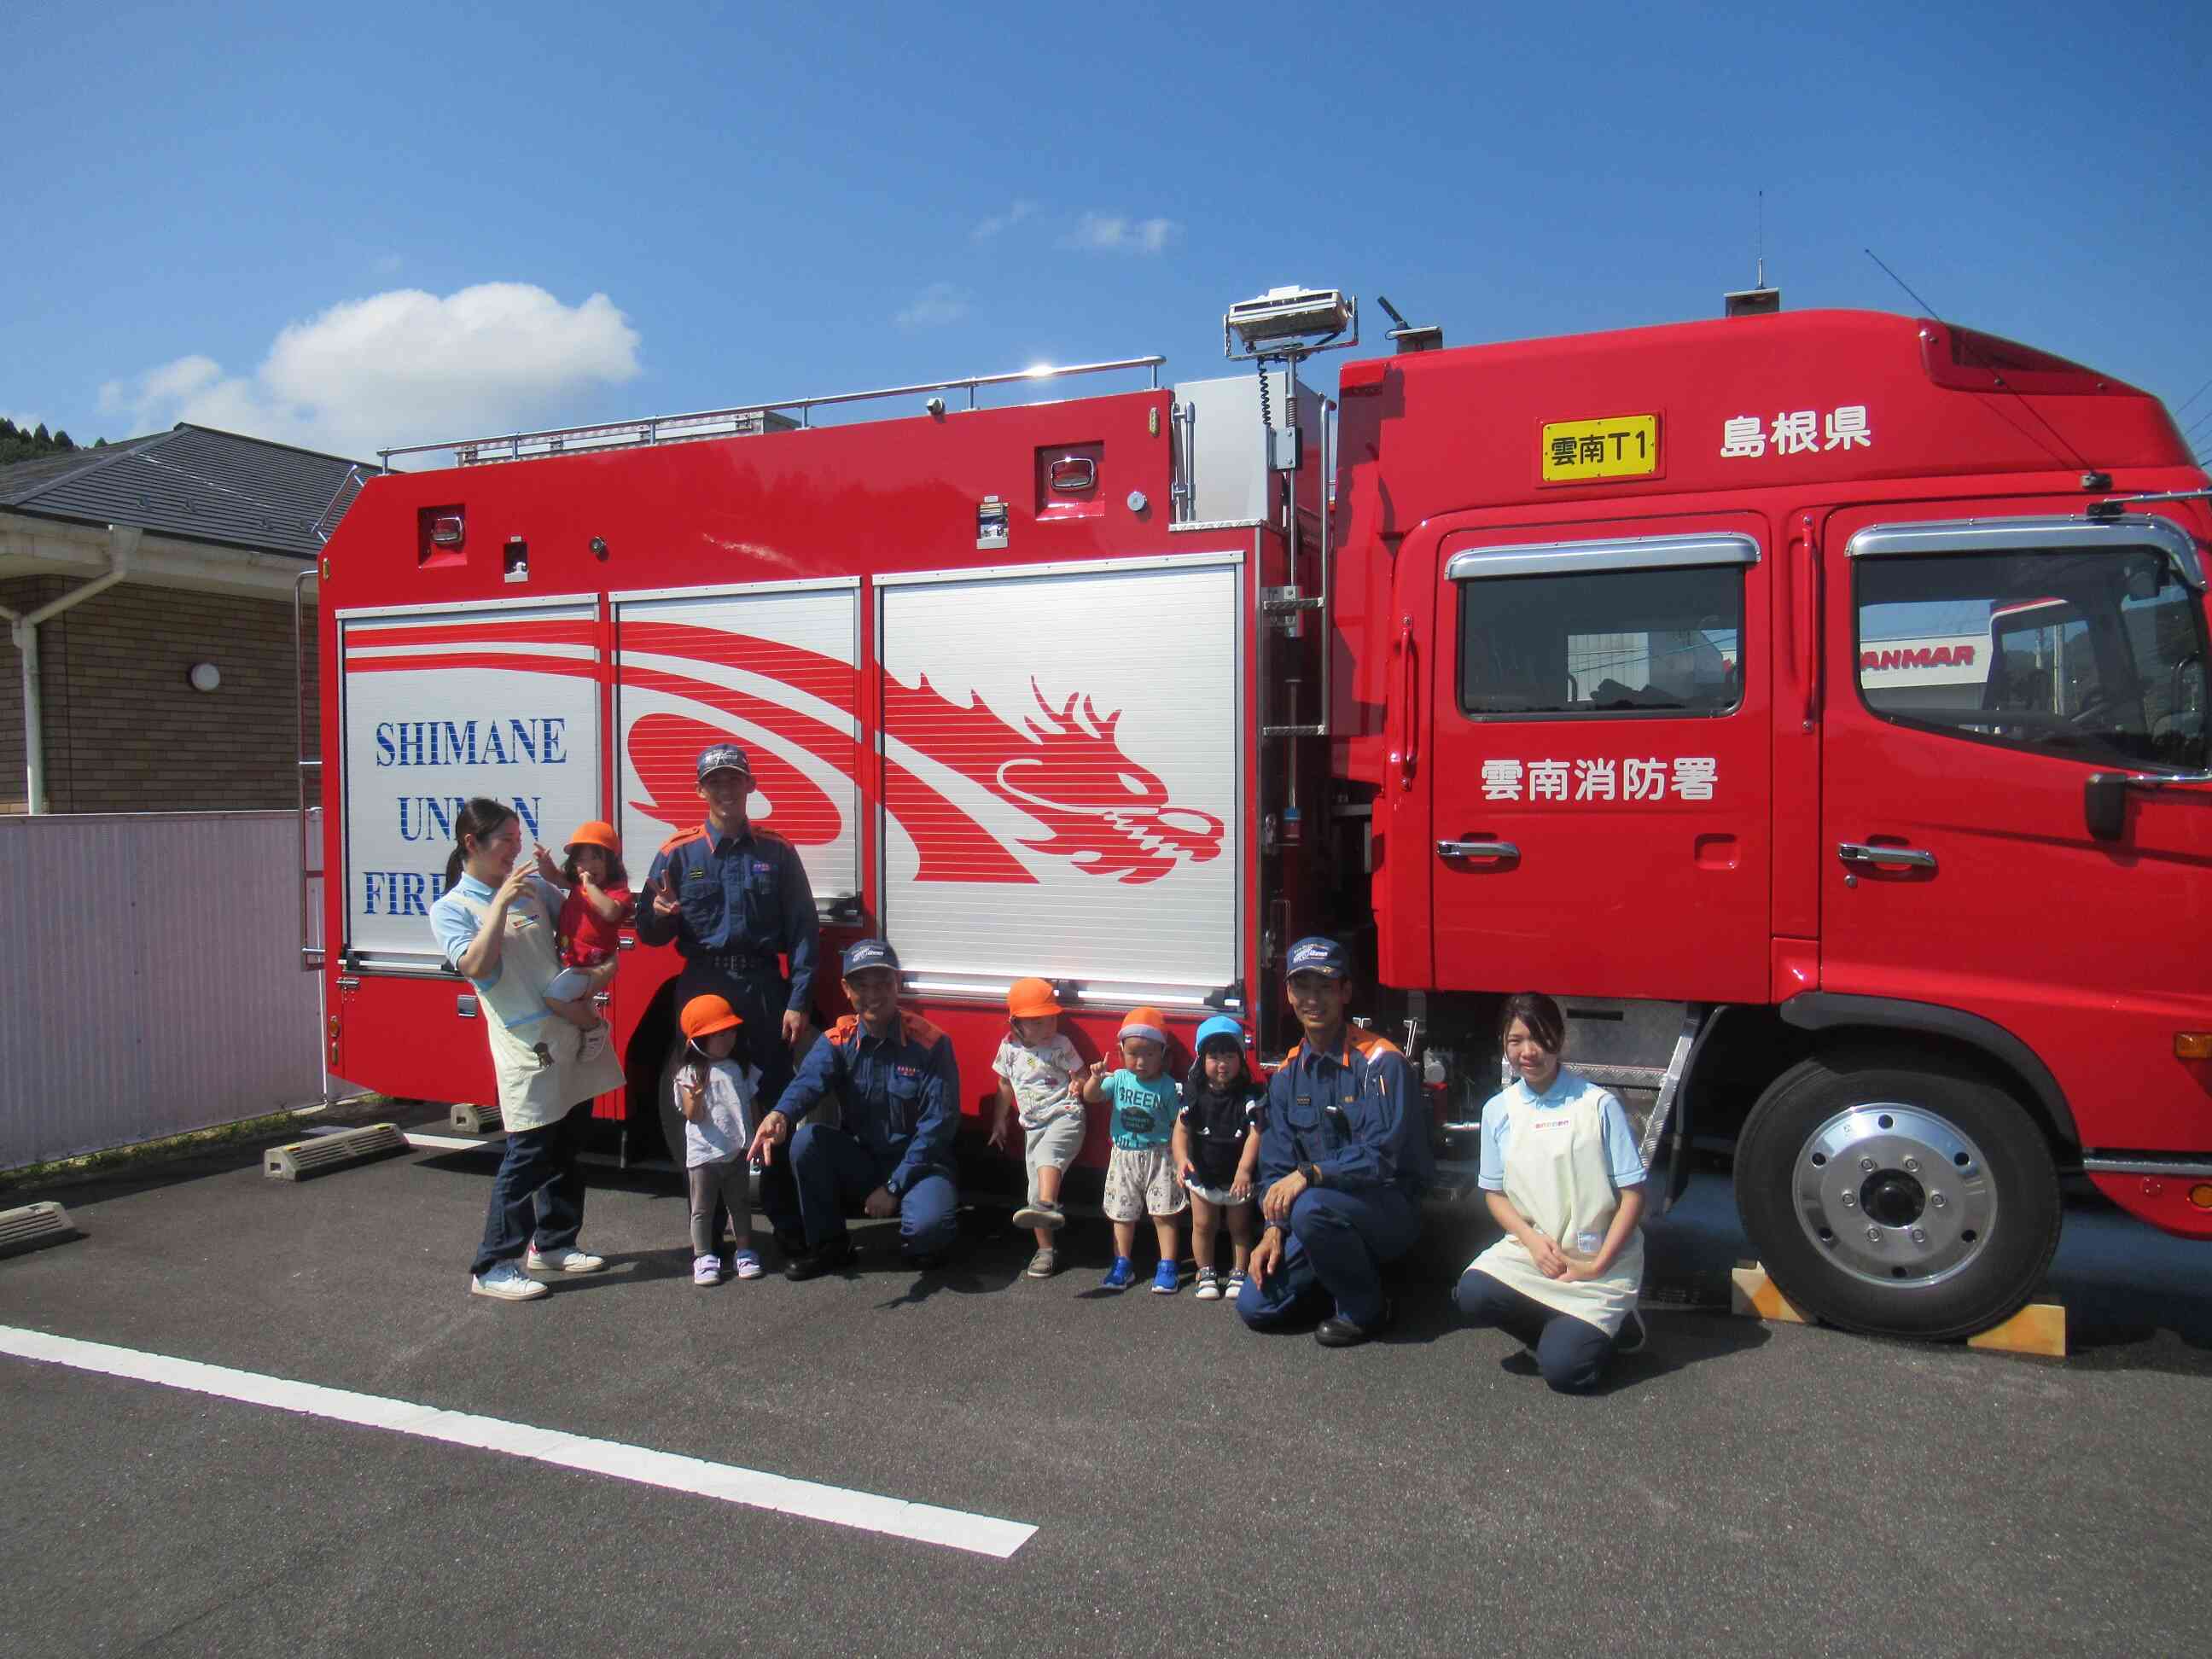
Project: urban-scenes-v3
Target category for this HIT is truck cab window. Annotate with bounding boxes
[1856,546,2208,771]
[1457,564,1743,718]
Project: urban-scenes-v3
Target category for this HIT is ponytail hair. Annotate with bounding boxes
[443,797,520,894]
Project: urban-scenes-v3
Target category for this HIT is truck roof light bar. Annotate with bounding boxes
[1224,287,1358,363]
[376,355,1167,469]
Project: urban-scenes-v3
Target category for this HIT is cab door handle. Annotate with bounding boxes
[1438,840,1519,860]
[1837,841,1936,871]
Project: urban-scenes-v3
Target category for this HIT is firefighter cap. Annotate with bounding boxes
[565,819,620,853]
[680,994,743,1042]
[1007,977,1063,1019]
[696,742,753,781]
[841,937,900,975]
[1285,935,1349,979]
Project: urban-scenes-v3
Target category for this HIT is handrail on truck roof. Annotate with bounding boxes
[376,355,1168,470]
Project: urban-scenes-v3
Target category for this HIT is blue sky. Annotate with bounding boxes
[9,0,2210,465]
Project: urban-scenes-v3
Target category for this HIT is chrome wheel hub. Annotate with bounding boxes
[1792,1104,1995,1286]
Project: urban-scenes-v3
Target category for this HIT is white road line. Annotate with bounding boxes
[0,1324,1034,1559]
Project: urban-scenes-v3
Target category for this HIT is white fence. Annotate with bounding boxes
[0,811,324,1170]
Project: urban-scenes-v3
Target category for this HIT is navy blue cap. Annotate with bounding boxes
[841,938,900,975]
[1284,935,1349,979]
[696,743,753,780]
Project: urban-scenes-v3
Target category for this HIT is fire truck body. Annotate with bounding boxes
[317,299,2212,1342]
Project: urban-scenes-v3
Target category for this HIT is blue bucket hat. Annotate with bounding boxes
[1285,935,1349,979]
[1193,1016,1246,1054]
[841,937,900,975]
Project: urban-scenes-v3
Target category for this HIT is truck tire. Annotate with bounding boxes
[1733,1053,2061,1340]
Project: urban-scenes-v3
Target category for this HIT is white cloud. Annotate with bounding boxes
[1062,212,1179,254]
[972,200,1038,241]
[894,282,970,329]
[102,283,643,460]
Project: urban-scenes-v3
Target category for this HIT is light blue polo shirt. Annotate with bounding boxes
[427,872,563,989]
[1476,1068,1647,1192]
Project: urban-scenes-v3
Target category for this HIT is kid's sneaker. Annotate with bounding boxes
[730,1250,764,1281]
[1192,1266,1221,1301]
[693,1253,723,1286]
[1024,1247,1058,1278]
[1225,1268,1249,1301]
[1101,1256,1135,1291]
[1012,1200,1066,1231]
[1151,1260,1179,1295]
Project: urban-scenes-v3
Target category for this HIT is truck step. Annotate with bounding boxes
[264,1124,406,1181]
[0,1201,78,1255]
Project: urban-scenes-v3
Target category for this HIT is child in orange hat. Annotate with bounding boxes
[1080,1007,1188,1293]
[676,993,764,1286]
[988,977,1086,1278]
[543,820,632,1060]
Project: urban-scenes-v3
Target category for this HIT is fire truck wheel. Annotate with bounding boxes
[1734,1053,2062,1341]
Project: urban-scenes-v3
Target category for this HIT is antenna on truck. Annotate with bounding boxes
[1725,190,1782,317]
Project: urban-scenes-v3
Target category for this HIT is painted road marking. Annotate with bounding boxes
[0,1324,1035,1558]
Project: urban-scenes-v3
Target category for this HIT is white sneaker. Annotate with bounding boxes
[578,1023,610,1063]
[692,1253,724,1286]
[527,1245,606,1274]
[1193,1266,1222,1301]
[472,1261,548,1301]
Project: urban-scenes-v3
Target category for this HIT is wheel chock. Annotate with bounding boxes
[0,1201,79,1256]
[451,1103,504,1134]
[1729,1261,2066,1356]
[264,1123,406,1181]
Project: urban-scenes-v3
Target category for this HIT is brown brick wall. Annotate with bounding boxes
[0,576,320,815]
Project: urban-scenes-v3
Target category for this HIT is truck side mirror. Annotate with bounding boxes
[2084,771,2128,841]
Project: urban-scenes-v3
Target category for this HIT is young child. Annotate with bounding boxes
[675,994,764,1286]
[988,977,1087,1279]
[544,821,632,1062]
[1080,1006,1188,1293]
[1171,1015,1265,1301]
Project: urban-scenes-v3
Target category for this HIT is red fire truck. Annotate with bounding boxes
[312,287,2212,1341]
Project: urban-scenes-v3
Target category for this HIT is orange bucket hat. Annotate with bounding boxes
[1007,977,1063,1019]
[566,819,620,853]
[680,994,743,1042]
[1118,1005,1169,1048]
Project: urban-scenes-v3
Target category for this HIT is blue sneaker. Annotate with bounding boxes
[1151,1260,1179,1295]
[1101,1256,1135,1290]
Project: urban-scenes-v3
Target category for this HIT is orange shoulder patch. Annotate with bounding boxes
[826,1015,863,1045]
[656,824,709,858]
[1349,1029,1403,1061]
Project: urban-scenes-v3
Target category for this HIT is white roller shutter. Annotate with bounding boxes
[337,599,603,963]
[876,554,1243,1004]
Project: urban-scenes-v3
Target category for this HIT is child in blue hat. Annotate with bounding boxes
[1171,1016,1266,1301]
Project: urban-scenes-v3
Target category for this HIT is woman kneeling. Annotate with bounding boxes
[1455,992,1649,1393]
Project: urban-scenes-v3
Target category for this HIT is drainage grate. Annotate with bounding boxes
[264,1123,406,1181]
[0,1202,76,1254]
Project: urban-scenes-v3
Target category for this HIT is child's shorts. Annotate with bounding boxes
[1185,1176,1253,1208]
[544,966,594,1003]
[1022,1113,1085,1206]
[1103,1144,1188,1222]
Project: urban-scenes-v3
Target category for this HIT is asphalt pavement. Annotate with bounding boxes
[3,1108,2208,1658]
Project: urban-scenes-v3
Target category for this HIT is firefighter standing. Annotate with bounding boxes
[1237,936,1435,1346]
[637,742,819,1251]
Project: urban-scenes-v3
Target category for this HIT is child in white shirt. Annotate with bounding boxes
[989,977,1087,1279]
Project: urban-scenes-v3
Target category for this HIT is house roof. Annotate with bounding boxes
[0,425,381,560]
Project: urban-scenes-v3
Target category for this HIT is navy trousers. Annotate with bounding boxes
[472,1099,591,1275]
[1235,1185,1417,1331]
[1454,1267,1616,1394]
[788,1121,958,1258]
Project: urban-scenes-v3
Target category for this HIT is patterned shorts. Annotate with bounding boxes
[1103,1144,1189,1222]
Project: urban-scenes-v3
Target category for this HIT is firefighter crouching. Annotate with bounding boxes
[1238,936,1435,1347]
[637,742,820,1255]
[745,939,961,1278]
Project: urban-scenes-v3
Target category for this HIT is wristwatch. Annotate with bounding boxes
[1298,1161,1324,1189]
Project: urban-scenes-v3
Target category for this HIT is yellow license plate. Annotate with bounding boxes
[1541,414,1659,482]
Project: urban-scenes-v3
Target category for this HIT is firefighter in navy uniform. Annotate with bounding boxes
[1237,936,1435,1347]
[746,939,961,1278]
[637,742,819,1253]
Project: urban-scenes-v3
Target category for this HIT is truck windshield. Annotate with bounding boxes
[1856,545,2208,771]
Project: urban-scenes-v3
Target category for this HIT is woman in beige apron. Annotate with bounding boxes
[1456,992,1649,1391]
[428,800,627,1303]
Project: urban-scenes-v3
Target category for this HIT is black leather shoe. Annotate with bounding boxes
[783,1237,856,1281]
[776,1231,813,1262]
[1315,1299,1394,1348]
